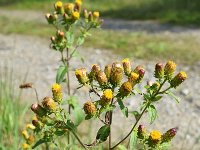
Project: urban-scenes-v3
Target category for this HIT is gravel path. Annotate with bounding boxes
[0,9,200,150]
[0,34,200,150]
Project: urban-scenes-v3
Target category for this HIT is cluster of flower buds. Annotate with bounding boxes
[154,61,187,88]
[21,123,36,149]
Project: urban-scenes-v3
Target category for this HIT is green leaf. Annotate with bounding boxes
[159,142,171,150]
[73,107,85,126]
[117,145,128,150]
[153,95,162,102]
[143,94,151,101]
[77,36,85,46]
[66,120,76,131]
[85,114,93,120]
[166,91,180,103]
[117,99,128,117]
[56,64,68,84]
[54,129,66,136]
[130,111,140,121]
[67,96,78,108]
[99,105,116,114]
[96,125,110,142]
[66,31,74,45]
[32,139,46,149]
[147,105,157,124]
[129,129,138,150]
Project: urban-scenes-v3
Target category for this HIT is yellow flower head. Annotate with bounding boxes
[103,89,113,100]
[150,130,161,141]
[119,81,133,97]
[52,83,62,103]
[96,71,108,86]
[83,101,96,115]
[75,68,89,84]
[93,11,100,18]
[55,1,63,9]
[22,143,30,149]
[171,71,187,88]
[128,72,139,86]
[42,97,57,111]
[122,58,132,75]
[72,11,80,20]
[64,3,74,12]
[22,130,29,140]
[26,123,36,130]
[164,60,176,79]
[52,83,61,93]
[75,0,82,6]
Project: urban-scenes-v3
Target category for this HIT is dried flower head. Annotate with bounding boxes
[83,101,96,115]
[90,64,101,80]
[110,62,123,86]
[19,83,33,89]
[31,103,46,117]
[119,81,133,97]
[42,97,57,112]
[52,83,63,103]
[122,58,132,76]
[96,71,108,86]
[75,68,89,84]
[170,71,187,88]
[164,60,176,80]
[27,135,35,145]
[100,89,113,106]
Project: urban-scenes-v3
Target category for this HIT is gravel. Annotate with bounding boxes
[0,33,200,149]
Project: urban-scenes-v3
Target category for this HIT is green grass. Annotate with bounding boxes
[0,16,199,65]
[0,66,27,150]
[1,0,200,25]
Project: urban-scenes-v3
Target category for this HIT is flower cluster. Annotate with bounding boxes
[46,0,102,52]
[137,125,177,149]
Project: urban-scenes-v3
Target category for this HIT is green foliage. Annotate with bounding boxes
[147,105,157,124]
[96,125,110,143]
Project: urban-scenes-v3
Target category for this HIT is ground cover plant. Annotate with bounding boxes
[20,1,187,149]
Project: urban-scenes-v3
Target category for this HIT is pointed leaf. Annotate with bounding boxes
[117,99,128,117]
[96,125,110,142]
[56,64,68,84]
[129,129,138,150]
[166,91,180,103]
[32,139,46,149]
[147,105,157,124]
[73,107,85,126]
[131,111,140,121]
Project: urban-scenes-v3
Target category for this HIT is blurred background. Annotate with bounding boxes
[0,0,200,149]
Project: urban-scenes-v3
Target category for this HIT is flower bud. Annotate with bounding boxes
[170,71,187,88]
[96,71,108,86]
[164,60,176,80]
[119,81,133,97]
[31,103,46,117]
[149,130,162,144]
[84,9,89,19]
[83,101,96,115]
[104,64,112,80]
[128,72,139,86]
[56,30,65,41]
[27,135,35,145]
[122,58,132,76]
[22,143,30,149]
[26,123,36,130]
[22,130,29,140]
[32,119,42,129]
[75,68,89,84]
[72,11,80,20]
[151,82,160,91]
[75,0,82,12]
[54,1,64,14]
[90,64,101,80]
[51,36,56,44]
[147,80,153,86]
[93,11,100,20]
[137,68,145,82]
[154,63,164,79]
[110,62,123,86]
[64,3,74,14]
[133,65,143,73]
[42,97,57,112]
[138,125,146,139]
[45,13,55,24]
[88,11,93,22]
[162,128,177,143]
[52,83,63,103]
[100,89,113,106]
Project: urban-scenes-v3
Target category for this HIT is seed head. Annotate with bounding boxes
[31,103,46,117]
[154,63,164,79]
[83,101,96,115]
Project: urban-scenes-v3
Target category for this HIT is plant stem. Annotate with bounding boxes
[108,97,114,150]
[71,130,88,150]
[66,48,71,144]
[111,102,150,149]
[111,79,167,149]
